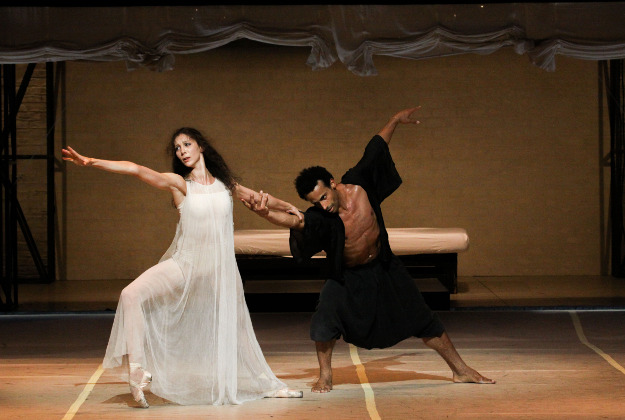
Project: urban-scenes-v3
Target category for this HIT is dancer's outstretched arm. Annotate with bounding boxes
[62,145,186,197]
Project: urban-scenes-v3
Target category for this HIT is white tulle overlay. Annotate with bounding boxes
[103,179,287,405]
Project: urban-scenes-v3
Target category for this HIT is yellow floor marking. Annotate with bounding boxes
[349,344,382,420]
[569,311,625,375]
[62,364,104,420]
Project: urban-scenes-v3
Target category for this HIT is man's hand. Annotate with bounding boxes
[285,202,304,222]
[393,106,421,125]
[378,105,422,144]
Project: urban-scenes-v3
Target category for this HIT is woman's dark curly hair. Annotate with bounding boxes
[294,166,334,199]
[168,127,239,191]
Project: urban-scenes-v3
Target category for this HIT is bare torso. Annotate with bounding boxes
[336,184,380,267]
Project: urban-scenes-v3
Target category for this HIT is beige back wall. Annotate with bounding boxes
[57,42,605,280]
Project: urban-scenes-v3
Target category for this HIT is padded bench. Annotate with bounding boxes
[234,227,469,294]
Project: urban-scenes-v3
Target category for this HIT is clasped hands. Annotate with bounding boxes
[240,190,303,221]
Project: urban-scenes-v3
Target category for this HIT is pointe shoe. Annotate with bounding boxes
[129,366,152,408]
[272,388,304,398]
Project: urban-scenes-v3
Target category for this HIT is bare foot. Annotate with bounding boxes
[453,367,496,384]
[311,376,333,393]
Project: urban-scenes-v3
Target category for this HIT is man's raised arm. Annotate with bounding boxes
[377,106,421,144]
[240,192,305,231]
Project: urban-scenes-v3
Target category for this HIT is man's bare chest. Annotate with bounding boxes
[339,189,378,240]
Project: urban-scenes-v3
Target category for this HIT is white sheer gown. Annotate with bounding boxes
[102,179,287,405]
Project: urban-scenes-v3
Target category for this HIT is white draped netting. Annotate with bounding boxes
[4,5,625,75]
[103,179,287,405]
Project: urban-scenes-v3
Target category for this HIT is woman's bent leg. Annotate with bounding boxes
[115,259,184,365]
[104,259,184,408]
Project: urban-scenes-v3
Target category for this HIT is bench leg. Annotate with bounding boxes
[438,253,458,294]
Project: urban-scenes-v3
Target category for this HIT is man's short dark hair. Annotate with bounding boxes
[294,166,334,199]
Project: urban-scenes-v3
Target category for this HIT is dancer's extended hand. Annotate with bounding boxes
[62,146,93,167]
[241,191,270,217]
[393,106,421,125]
[241,190,303,221]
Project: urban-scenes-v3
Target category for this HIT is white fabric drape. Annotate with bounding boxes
[2,4,625,75]
[103,180,286,405]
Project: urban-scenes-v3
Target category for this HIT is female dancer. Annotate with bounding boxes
[62,127,303,407]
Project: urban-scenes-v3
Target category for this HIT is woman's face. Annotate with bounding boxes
[173,134,203,167]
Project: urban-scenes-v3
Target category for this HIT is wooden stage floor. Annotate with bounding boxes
[1,276,625,419]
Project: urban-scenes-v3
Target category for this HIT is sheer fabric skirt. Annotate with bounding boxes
[102,182,287,405]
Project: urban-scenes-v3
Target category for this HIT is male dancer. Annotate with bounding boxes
[242,106,495,392]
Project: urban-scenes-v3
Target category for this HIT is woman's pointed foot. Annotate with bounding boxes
[129,364,152,408]
[271,388,304,398]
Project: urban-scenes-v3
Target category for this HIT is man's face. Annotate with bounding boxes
[305,179,339,213]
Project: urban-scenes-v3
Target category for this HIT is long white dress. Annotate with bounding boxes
[102,179,287,405]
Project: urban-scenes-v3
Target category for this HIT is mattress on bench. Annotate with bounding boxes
[234,228,469,257]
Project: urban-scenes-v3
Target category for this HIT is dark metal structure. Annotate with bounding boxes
[605,59,625,277]
[0,62,57,311]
